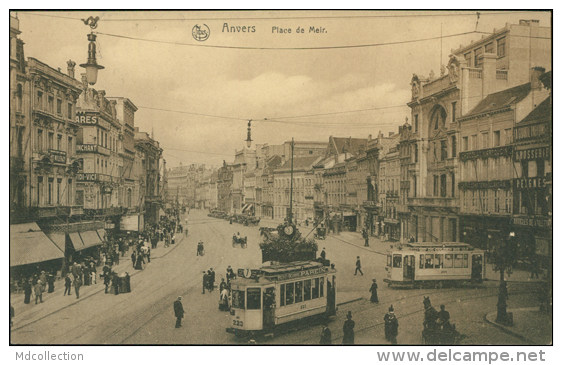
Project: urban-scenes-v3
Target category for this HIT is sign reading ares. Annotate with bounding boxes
[75,114,98,124]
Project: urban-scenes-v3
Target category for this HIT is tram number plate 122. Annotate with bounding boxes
[233,320,244,327]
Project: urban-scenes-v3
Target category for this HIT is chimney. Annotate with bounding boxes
[480,53,497,99]
[530,66,545,90]
[67,60,76,78]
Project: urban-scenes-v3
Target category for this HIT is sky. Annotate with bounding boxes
[11,10,552,168]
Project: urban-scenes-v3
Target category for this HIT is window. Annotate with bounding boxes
[56,178,62,204]
[485,42,494,53]
[440,174,447,197]
[48,177,53,205]
[246,288,261,309]
[16,84,23,111]
[387,255,392,267]
[393,255,402,268]
[57,99,62,115]
[444,254,453,268]
[451,136,457,157]
[68,179,72,205]
[474,47,483,68]
[434,175,439,196]
[48,132,54,150]
[435,254,443,268]
[481,132,489,149]
[471,134,478,150]
[67,103,73,119]
[304,280,312,301]
[451,102,457,123]
[441,140,447,160]
[493,131,500,147]
[425,254,434,269]
[414,114,419,132]
[37,129,43,151]
[454,254,464,268]
[295,281,303,303]
[494,190,500,212]
[312,278,319,299]
[37,176,43,205]
[462,136,468,151]
[320,277,324,298]
[451,173,455,197]
[280,284,285,306]
[497,37,506,57]
[430,106,447,130]
[57,134,62,150]
[285,282,294,305]
[67,136,73,156]
[36,91,43,109]
[414,144,419,163]
[232,290,245,309]
[482,190,488,212]
[48,95,54,113]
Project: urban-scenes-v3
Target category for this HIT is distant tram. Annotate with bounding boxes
[384,242,485,287]
[226,261,337,337]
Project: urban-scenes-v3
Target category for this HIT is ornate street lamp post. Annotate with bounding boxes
[491,232,516,326]
[80,16,104,85]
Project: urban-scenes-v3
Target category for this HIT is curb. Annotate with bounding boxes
[11,234,185,332]
[337,296,364,306]
[482,308,538,345]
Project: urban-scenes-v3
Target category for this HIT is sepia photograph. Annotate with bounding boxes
[7,9,552,354]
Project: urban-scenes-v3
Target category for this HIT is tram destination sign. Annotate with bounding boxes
[275,266,329,281]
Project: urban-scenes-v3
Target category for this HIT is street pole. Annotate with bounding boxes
[289,138,294,225]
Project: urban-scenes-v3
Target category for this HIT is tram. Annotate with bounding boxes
[384,242,485,287]
[226,260,337,337]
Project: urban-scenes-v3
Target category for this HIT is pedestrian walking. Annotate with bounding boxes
[363,228,369,247]
[384,305,399,344]
[46,271,55,293]
[64,274,72,296]
[355,256,364,276]
[73,275,82,299]
[219,288,229,311]
[219,278,227,293]
[342,311,355,344]
[202,271,208,294]
[23,279,32,304]
[39,271,47,292]
[209,268,216,292]
[104,270,111,294]
[90,262,97,284]
[124,272,131,293]
[135,253,145,270]
[131,251,137,268]
[369,279,379,303]
[34,280,43,304]
[319,323,332,344]
[530,256,541,279]
[112,272,120,295]
[146,246,151,263]
[174,296,185,328]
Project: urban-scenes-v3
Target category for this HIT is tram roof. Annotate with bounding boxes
[230,261,334,286]
[396,242,478,251]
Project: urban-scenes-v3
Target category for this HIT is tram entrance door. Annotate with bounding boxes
[404,255,415,280]
[327,275,336,315]
[263,287,275,329]
[471,254,483,280]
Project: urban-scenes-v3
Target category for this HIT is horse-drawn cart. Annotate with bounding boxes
[421,326,460,345]
[314,227,327,240]
[232,236,247,248]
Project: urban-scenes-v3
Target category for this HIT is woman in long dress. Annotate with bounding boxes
[369,279,379,303]
[219,288,229,311]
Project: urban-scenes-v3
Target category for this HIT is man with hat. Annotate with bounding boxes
[342,311,355,344]
[369,279,379,303]
[174,296,185,328]
[384,305,399,344]
[355,256,363,276]
[320,248,326,260]
[34,280,43,304]
[319,323,332,344]
[202,271,209,294]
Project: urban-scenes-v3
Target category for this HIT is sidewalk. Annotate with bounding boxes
[484,307,552,345]
[10,233,186,331]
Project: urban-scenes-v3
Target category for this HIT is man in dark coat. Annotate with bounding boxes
[64,274,72,295]
[342,311,355,344]
[202,271,208,294]
[174,296,184,328]
[131,251,136,268]
[320,248,326,260]
[355,256,364,276]
[112,272,120,295]
[23,279,32,304]
[319,324,332,344]
[437,304,451,330]
[384,305,399,344]
[104,270,111,293]
[369,279,379,303]
[46,271,55,293]
[209,268,215,292]
[124,272,131,293]
[362,228,369,247]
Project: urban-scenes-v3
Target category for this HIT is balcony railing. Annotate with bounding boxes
[408,197,459,208]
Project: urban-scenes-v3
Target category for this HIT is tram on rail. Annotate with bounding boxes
[226,260,337,337]
[384,242,485,287]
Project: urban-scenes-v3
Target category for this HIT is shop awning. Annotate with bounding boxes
[79,230,103,250]
[96,229,106,242]
[46,232,66,252]
[242,204,249,212]
[68,232,84,250]
[10,223,64,267]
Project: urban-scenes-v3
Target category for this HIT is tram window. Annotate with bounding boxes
[387,255,392,267]
[280,284,285,307]
[312,278,319,299]
[320,277,324,297]
[232,290,245,309]
[393,255,402,268]
[304,280,312,301]
[286,283,294,305]
[247,288,261,310]
[420,255,424,269]
[435,254,443,268]
[444,254,453,268]
[454,254,464,268]
[425,254,434,269]
[295,281,303,303]
[463,254,469,268]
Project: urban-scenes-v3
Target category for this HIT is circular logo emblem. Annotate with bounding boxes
[192,24,210,42]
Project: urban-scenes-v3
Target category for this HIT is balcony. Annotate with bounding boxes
[9,205,84,224]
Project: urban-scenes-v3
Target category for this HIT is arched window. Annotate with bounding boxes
[430,105,447,130]
[16,84,23,111]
